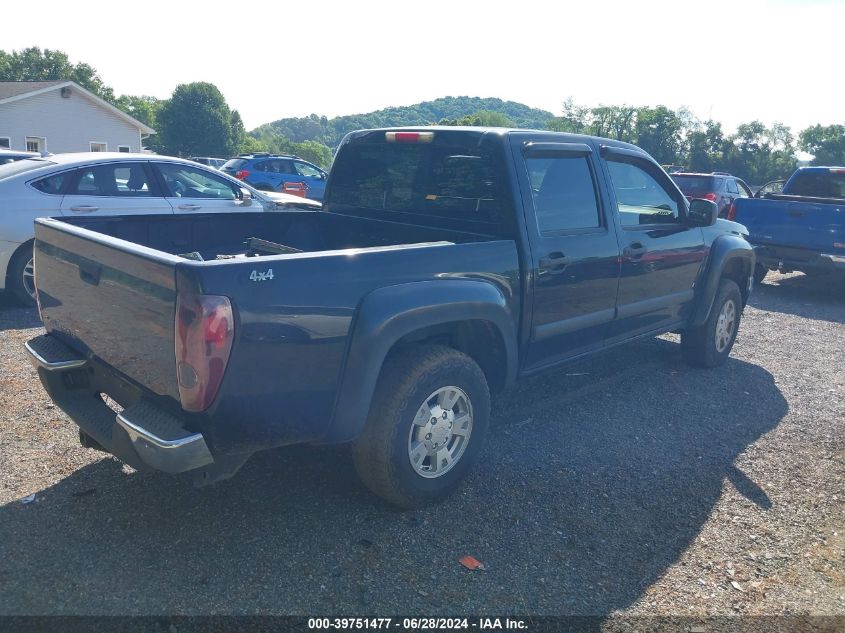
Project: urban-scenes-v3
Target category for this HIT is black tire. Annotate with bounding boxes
[681,279,743,368]
[351,345,490,509]
[8,243,36,307]
[753,264,768,285]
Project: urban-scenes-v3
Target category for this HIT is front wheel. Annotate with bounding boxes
[351,345,490,508]
[8,244,37,307]
[681,279,742,368]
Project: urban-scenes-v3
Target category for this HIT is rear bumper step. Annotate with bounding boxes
[25,334,213,474]
[25,335,88,371]
[116,401,213,473]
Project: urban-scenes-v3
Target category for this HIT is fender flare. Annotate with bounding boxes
[691,234,755,327]
[324,279,519,443]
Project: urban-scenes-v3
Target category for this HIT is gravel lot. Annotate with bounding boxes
[0,272,842,619]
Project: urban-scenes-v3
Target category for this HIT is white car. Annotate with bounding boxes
[0,153,321,305]
[0,148,40,165]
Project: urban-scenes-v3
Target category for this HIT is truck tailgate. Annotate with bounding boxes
[33,218,180,400]
[735,197,845,252]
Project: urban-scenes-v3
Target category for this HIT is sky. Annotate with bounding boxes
[3,0,843,134]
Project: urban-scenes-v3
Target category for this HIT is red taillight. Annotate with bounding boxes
[234,169,250,180]
[175,294,234,412]
[385,131,434,143]
[727,202,736,221]
[702,192,718,202]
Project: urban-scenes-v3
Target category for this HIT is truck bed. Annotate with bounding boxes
[733,196,845,254]
[33,211,520,454]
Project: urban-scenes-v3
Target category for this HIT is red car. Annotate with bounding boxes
[671,172,753,218]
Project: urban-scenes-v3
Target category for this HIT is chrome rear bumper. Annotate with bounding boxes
[25,334,212,474]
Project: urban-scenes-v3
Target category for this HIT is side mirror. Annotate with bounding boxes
[238,188,253,206]
[687,198,718,227]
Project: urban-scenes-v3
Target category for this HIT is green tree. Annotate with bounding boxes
[686,120,728,173]
[156,82,241,157]
[437,109,514,127]
[0,47,115,102]
[799,124,845,165]
[634,106,683,165]
[546,98,589,134]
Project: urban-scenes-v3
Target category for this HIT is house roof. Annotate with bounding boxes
[0,81,67,100]
[0,80,156,135]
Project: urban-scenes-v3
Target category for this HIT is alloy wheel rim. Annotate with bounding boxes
[407,386,473,479]
[22,257,36,299]
[714,299,736,353]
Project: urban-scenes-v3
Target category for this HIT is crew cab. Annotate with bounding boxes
[731,166,845,283]
[26,128,755,507]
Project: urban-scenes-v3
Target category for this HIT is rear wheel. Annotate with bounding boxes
[8,243,36,307]
[681,279,742,368]
[351,345,490,508]
[753,264,768,285]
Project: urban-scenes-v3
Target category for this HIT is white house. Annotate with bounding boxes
[0,81,155,154]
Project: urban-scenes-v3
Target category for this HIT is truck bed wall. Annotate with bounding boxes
[58,211,494,260]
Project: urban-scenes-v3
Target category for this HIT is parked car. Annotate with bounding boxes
[0,149,39,165]
[26,127,754,508]
[731,166,845,283]
[670,172,753,218]
[221,153,328,201]
[188,157,227,169]
[0,153,317,306]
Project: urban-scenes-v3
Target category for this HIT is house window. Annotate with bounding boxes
[90,142,107,152]
[117,145,130,153]
[0,137,10,149]
[26,136,45,153]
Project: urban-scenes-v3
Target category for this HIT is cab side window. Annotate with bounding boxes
[606,159,680,227]
[527,155,601,233]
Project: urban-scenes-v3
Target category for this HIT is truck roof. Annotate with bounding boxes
[344,126,646,154]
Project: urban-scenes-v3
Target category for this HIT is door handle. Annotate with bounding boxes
[538,251,571,274]
[178,204,202,210]
[70,205,99,212]
[623,242,647,258]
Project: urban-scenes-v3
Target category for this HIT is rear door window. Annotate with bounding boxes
[726,179,739,194]
[31,171,70,194]
[526,155,601,233]
[67,162,153,197]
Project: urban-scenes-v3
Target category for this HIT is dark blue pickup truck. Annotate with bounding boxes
[731,166,845,283]
[26,128,754,507]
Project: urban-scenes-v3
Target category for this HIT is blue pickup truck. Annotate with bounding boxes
[25,128,754,507]
[731,166,845,283]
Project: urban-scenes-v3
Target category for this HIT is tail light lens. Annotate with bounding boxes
[702,192,718,202]
[727,202,737,221]
[175,294,234,412]
[234,169,250,180]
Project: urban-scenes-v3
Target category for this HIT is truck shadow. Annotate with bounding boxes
[0,337,786,618]
[0,294,41,331]
[749,272,845,324]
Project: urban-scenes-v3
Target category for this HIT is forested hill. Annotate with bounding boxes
[251,96,555,146]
